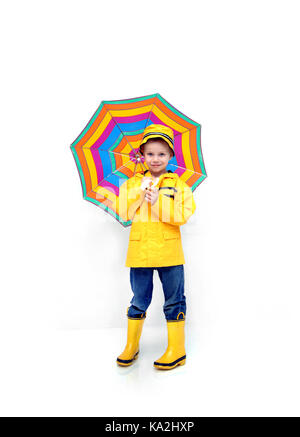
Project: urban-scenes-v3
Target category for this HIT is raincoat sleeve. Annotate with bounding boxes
[151,180,196,226]
[118,178,145,222]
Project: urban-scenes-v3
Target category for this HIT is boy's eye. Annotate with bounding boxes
[147,153,165,156]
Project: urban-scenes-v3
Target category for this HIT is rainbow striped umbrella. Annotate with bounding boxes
[70,93,207,227]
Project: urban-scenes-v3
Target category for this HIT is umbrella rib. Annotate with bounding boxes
[108,150,147,174]
[133,160,137,175]
[144,97,156,132]
[105,107,137,155]
[108,150,134,159]
[157,94,201,128]
[106,95,157,163]
[106,109,149,175]
[134,97,156,175]
[93,159,144,191]
[167,163,203,176]
[173,127,197,138]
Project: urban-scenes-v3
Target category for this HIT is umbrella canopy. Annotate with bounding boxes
[70,93,207,227]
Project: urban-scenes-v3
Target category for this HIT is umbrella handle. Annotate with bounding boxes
[133,155,147,175]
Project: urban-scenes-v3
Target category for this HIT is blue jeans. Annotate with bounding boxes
[127,265,186,321]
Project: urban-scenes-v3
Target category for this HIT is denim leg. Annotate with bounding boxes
[157,265,186,321]
[127,267,154,319]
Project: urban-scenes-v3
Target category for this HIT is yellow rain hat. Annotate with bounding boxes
[139,124,175,157]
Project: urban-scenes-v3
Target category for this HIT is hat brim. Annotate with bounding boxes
[139,135,174,157]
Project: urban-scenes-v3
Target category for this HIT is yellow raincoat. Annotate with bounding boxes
[118,170,196,267]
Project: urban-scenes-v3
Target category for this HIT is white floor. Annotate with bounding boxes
[1,318,299,417]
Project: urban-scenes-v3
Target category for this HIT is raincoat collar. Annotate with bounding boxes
[135,169,178,181]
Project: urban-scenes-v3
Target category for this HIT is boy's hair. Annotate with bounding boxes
[140,138,174,157]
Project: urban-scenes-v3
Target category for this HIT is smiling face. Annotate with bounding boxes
[141,139,173,177]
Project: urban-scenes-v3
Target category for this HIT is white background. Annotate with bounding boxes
[1,0,300,417]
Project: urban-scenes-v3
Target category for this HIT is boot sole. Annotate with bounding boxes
[154,356,186,370]
[116,351,139,367]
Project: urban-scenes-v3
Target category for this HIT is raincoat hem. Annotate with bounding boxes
[125,258,185,268]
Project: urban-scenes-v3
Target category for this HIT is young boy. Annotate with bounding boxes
[117,124,196,370]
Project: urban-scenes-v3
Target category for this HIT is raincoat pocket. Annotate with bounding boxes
[129,231,141,241]
[163,231,179,240]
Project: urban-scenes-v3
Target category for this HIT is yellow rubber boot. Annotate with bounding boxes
[154,320,186,370]
[116,317,145,366]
